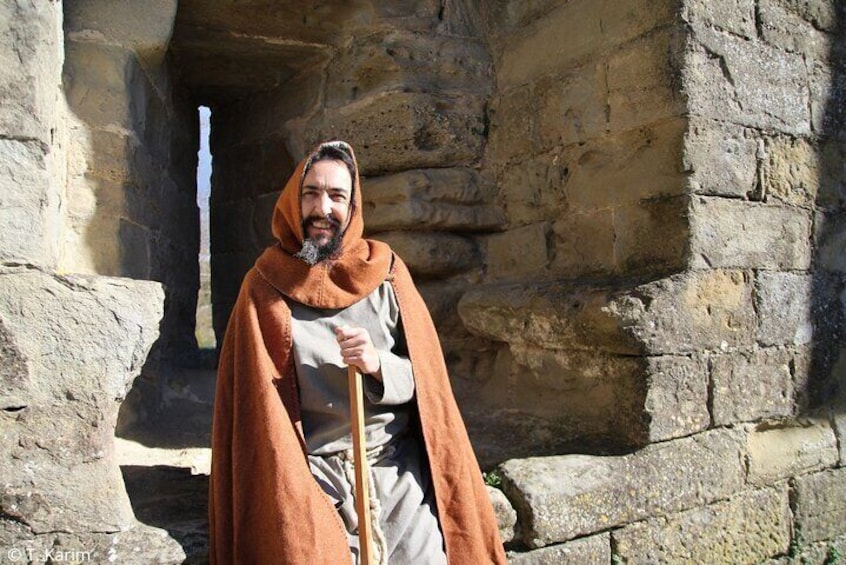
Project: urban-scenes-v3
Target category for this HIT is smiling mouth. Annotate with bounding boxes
[305,216,340,238]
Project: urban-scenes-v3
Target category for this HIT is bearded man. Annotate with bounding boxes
[209,141,506,564]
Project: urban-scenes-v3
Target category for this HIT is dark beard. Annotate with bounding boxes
[294,216,343,265]
[294,236,341,265]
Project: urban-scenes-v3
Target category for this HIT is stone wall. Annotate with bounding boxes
[62,1,201,419]
[485,0,846,562]
[457,0,691,464]
[0,1,184,561]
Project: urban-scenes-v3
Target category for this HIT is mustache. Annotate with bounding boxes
[304,214,341,229]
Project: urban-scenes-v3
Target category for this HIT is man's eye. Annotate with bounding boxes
[331,194,348,202]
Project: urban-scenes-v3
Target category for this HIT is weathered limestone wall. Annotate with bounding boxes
[458,0,690,464]
[488,1,846,562]
[62,1,201,416]
[1,1,182,561]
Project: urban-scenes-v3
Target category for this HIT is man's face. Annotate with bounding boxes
[299,159,352,258]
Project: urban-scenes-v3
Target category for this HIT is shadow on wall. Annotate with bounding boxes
[121,465,209,563]
[61,21,208,440]
[809,6,846,412]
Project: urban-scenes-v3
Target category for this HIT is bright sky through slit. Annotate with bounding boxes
[197,106,211,259]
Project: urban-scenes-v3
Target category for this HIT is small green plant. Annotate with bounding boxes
[483,470,502,489]
[825,545,843,565]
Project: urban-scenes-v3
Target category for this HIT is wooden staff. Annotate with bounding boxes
[348,365,375,565]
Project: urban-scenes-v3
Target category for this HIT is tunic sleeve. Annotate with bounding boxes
[365,350,414,405]
[365,304,415,405]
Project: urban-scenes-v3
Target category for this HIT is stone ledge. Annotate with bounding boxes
[458,282,640,355]
[747,418,839,486]
[507,532,610,564]
[612,487,791,564]
[499,428,746,548]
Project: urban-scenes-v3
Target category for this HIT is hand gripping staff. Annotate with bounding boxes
[348,365,375,565]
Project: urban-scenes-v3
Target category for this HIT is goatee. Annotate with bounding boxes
[294,236,342,265]
[294,216,343,265]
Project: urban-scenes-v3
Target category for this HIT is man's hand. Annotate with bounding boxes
[335,326,382,378]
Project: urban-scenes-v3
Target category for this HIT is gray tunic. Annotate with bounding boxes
[290,282,447,565]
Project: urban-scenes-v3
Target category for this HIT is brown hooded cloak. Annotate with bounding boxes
[209,141,506,564]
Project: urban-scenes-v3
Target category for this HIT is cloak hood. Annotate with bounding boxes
[256,140,393,309]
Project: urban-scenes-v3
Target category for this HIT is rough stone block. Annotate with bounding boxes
[686,26,810,135]
[681,0,757,39]
[252,191,280,249]
[213,135,296,201]
[65,1,178,69]
[793,468,846,543]
[324,30,491,107]
[755,272,813,346]
[487,84,537,164]
[485,223,549,280]
[758,0,833,59]
[487,486,516,544]
[764,136,820,207]
[0,270,163,535]
[816,139,846,210]
[416,281,467,338]
[690,197,812,270]
[565,118,688,210]
[684,117,758,198]
[118,218,152,280]
[0,0,62,145]
[747,419,839,485]
[612,487,791,565]
[550,208,615,277]
[508,532,610,564]
[607,270,757,355]
[0,139,60,268]
[362,168,504,232]
[785,535,846,565]
[452,345,648,464]
[63,41,139,130]
[497,0,677,88]
[497,151,569,227]
[308,92,486,175]
[458,282,640,355]
[834,411,846,466]
[211,72,321,151]
[373,231,480,277]
[0,522,186,565]
[210,198,258,254]
[483,0,571,37]
[503,345,646,445]
[607,29,685,133]
[535,63,607,149]
[612,196,689,276]
[644,355,710,442]
[711,348,794,425]
[499,429,746,547]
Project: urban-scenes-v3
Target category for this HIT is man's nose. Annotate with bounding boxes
[318,191,332,215]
